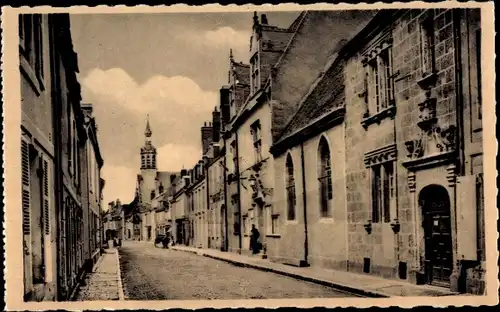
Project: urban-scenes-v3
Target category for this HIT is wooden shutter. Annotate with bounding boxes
[42,157,53,282]
[21,137,31,235]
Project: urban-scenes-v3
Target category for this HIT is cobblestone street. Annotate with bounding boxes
[118,241,359,300]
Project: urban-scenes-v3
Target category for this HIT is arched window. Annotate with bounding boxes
[318,137,332,218]
[285,153,296,220]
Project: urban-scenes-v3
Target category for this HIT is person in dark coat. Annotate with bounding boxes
[250,224,260,254]
[162,234,169,249]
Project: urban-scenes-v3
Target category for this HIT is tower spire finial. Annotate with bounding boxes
[145,114,152,138]
[229,49,234,62]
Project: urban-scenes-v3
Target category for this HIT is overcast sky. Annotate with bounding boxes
[70,11,300,209]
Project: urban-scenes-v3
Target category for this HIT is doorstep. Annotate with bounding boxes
[171,245,459,298]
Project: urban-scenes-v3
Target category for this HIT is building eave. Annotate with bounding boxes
[270,107,346,157]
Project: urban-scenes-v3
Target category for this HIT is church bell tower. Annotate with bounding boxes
[140,114,157,170]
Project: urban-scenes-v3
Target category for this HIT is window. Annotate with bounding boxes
[366,43,394,115]
[251,121,262,163]
[285,154,296,220]
[88,146,93,192]
[151,190,155,200]
[21,135,53,285]
[68,104,73,176]
[318,137,333,218]
[72,119,78,187]
[371,162,394,223]
[242,216,248,234]
[19,14,44,81]
[420,14,436,76]
[251,53,260,94]
[271,215,279,234]
[230,140,238,173]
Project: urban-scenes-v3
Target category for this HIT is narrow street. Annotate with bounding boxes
[118,241,359,300]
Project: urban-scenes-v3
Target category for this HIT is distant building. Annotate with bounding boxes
[103,200,125,242]
[80,103,104,271]
[133,116,177,241]
[170,170,192,245]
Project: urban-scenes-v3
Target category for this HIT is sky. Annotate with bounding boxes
[70,11,300,209]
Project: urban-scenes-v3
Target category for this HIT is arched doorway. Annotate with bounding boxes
[419,184,453,286]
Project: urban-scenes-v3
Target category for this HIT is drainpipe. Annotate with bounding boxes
[452,9,466,292]
[235,132,243,253]
[392,68,401,270]
[49,17,64,300]
[222,138,229,251]
[205,158,210,249]
[300,143,309,267]
[453,9,465,176]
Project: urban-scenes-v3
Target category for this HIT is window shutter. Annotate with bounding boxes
[21,137,31,235]
[42,157,53,282]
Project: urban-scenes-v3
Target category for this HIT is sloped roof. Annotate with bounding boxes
[156,171,177,190]
[260,29,294,52]
[287,11,306,32]
[231,60,250,86]
[275,10,378,142]
[278,56,346,140]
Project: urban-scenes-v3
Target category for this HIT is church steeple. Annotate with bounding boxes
[140,114,156,170]
[145,114,152,138]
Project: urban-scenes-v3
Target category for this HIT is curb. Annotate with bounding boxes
[201,253,387,298]
[114,249,126,301]
[172,247,386,298]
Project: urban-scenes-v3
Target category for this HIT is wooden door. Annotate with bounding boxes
[420,185,453,286]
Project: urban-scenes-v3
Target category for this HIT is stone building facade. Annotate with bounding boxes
[340,8,483,294]
[163,9,485,295]
[267,9,484,294]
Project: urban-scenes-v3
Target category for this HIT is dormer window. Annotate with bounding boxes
[250,53,260,94]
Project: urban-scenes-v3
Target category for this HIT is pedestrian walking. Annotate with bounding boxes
[250,224,260,254]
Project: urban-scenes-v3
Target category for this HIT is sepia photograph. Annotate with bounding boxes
[1,1,497,310]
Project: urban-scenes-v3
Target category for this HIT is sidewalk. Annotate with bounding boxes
[171,245,459,298]
[74,248,125,301]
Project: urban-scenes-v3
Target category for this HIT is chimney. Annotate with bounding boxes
[180,169,187,177]
[199,160,204,176]
[212,108,221,142]
[170,174,177,184]
[261,14,268,25]
[253,11,259,27]
[81,103,93,115]
[201,122,213,155]
[219,86,230,125]
[213,143,220,156]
